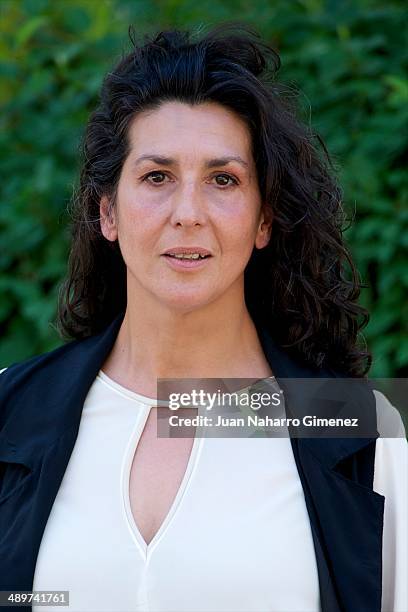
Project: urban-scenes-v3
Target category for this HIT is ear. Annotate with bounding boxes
[255,204,273,250]
[100,195,118,242]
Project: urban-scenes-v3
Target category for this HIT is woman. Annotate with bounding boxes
[0,23,406,612]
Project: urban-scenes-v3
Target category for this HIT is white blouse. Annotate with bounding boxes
[1,367,406,612]
[32,371,321,611]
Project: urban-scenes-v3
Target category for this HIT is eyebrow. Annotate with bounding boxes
[133,154,249,170]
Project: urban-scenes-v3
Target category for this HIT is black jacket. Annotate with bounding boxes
[0,311,384,612]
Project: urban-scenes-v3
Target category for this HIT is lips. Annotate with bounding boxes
[162,246,212,257]
[164,253,210,260]
[162,251,213,270]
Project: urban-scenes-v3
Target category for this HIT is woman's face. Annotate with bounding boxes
[100,100,272,312]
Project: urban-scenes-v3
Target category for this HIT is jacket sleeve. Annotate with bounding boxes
[373,390,408,612]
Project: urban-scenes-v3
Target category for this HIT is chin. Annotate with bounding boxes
[159,290,216,312]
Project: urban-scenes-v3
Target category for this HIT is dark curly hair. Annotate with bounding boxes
[55,21,372,377]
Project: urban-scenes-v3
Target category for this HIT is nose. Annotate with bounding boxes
[169,181,206,227]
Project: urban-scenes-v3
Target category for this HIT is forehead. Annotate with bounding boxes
[126,100,254,160]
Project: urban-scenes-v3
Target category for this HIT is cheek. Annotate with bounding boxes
[220,207,258,251]
[214,192,260,243]
[116,192,160,249]
[218,219,258,276]
[115,207,155,264]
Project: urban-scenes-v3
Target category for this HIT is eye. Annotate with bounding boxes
[212,173,239,188]
[141,171,239,188]
[142,171,170,185]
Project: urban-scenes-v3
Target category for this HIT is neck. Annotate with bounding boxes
[101,280,273,397]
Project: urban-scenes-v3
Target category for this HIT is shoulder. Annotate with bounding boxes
[372,389,407,498]
[372,392,408,612]
[0,335,87,388]
[373,389,406,438]
[0,341,74,372]
[0,338,84,429]
[0,316,120,390]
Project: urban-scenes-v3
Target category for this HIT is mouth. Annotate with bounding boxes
[163,253,211,260]
[161,253,213,270]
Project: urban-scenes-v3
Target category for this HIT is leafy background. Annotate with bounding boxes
[1,1,407,397]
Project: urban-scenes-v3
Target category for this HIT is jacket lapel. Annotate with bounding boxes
[0,311,384,612]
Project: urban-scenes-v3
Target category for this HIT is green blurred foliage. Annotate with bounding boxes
[0,0,407,379]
